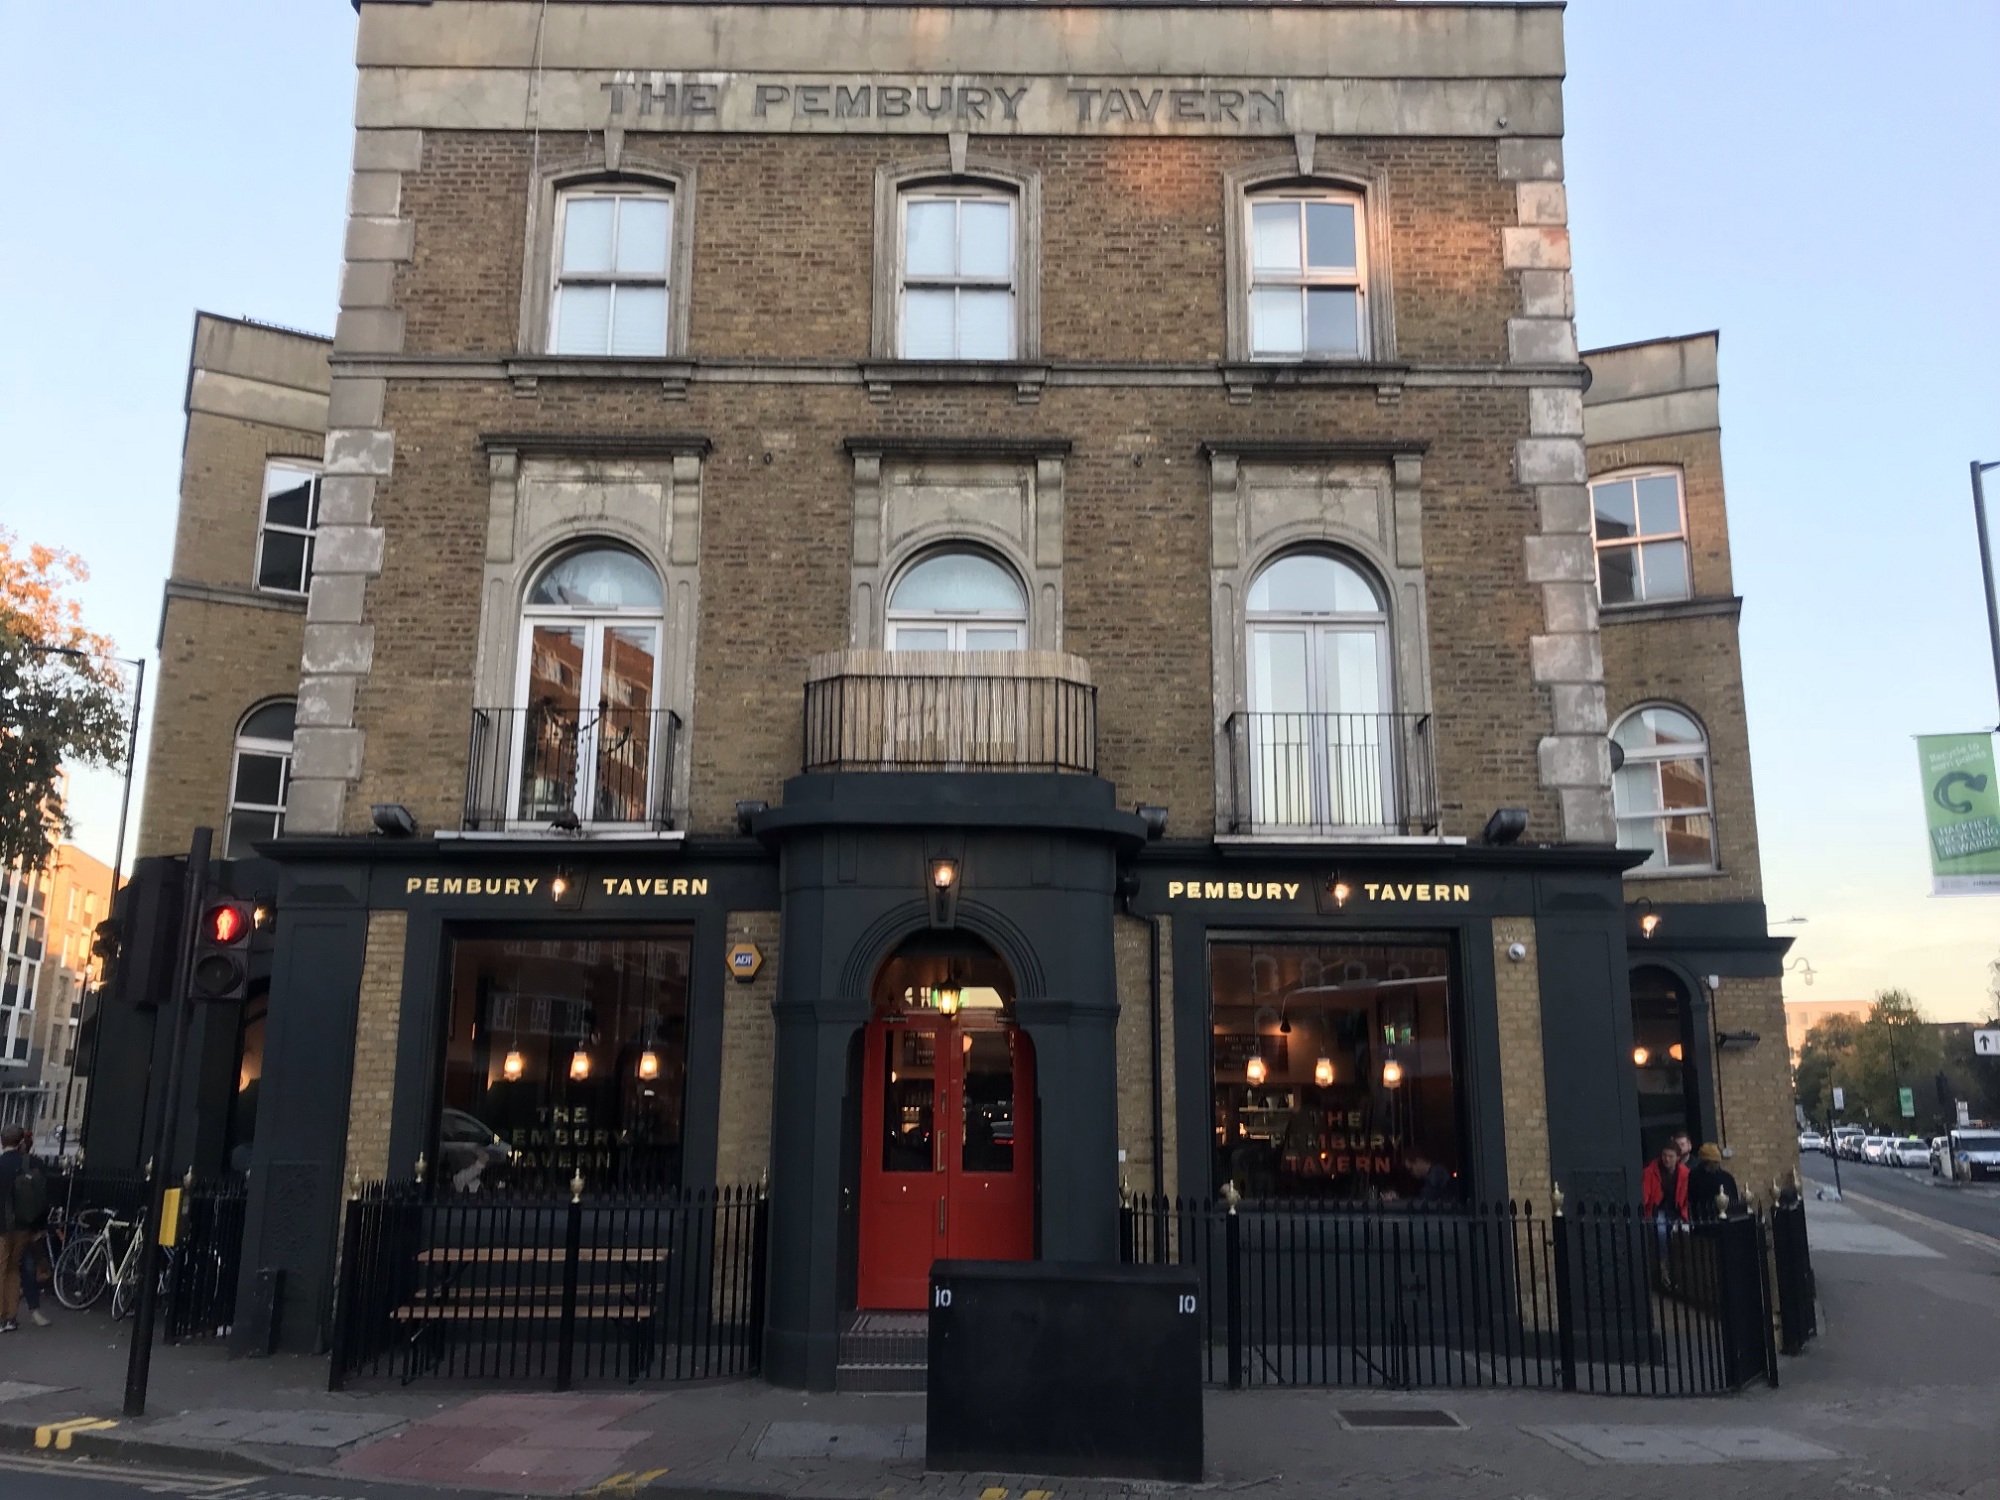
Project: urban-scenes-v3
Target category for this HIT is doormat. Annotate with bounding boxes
[1336,1409,1465,1430]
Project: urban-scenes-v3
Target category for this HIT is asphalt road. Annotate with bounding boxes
[0,1455,514,1500]
[1800,1149,2000,1241]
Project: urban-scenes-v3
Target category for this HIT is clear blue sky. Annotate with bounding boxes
[1,3,1995,1019]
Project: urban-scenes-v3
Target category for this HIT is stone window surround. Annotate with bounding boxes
[1610,699,1721,879]
[515,143,699,359]
[472,433,709,827]
[870,147,1043,362]
[844,436,1068,653]
[1203,438,1432,836]
[1222,150,1398,366]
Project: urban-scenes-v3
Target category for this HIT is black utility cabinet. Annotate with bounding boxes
[926,1260,1202,1482]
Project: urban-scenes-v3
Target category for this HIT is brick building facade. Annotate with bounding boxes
[115,1,1792,1386]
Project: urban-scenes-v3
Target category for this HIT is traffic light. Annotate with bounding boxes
[191,899,253,1002]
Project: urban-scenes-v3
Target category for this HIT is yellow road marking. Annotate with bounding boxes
[1025,1491,1054,1499]
[980,1488,1009,1500]
[579,1470,670,1497]
[34,1417,118,1450]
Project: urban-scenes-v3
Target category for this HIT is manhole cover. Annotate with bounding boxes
[1337,1409,1464,1430]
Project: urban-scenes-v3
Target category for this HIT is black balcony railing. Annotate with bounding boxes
[803,671,1097,774]
[464,704,680,830]
[1225,711,1438,835]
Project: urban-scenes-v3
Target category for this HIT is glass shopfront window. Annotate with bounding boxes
[1211,938,1462,1202]
[439,932,691,1194]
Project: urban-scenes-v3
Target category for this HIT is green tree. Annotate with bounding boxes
[0,528,128,869]
[1795,1012,1860,1125]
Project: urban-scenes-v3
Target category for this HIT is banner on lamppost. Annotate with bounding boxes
[1916,733,2000,894]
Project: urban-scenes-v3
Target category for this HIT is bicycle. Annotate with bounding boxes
[53,1208,171,1317]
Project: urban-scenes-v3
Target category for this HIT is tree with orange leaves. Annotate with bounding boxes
[0,527,129,868]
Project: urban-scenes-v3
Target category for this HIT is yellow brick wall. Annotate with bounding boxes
[1113,913,1177,1201]
[1710,975,1799,1206]
[342,910,408,1185]
[713,911,779,1185]
[1491,917,1553,1210]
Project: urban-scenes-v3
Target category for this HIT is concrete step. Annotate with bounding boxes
[837,1310,928,1392]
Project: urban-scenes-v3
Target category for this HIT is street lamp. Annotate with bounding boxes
[1971,460,2000,726]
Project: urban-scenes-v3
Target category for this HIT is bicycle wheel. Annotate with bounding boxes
[111,1260,137,1321]
[54,1236,108,1310]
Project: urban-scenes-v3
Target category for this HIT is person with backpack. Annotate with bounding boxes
[0,1123,46,1332]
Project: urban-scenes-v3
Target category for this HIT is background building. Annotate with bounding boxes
[0,845,114,1153]
[109,0,1795,1386]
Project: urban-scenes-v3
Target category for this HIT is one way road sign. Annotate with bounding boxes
[1975,1029,2000,1057]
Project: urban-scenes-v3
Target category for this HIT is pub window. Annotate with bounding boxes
[1246,190,1368,360]
[1592,469,1691,605]
[255,462,320,595]
[438,933,692,1194]
[513,545,667,826]
[1611,704,1717,872]
[225,700,294,859]
[885,549,1027,651]
[1631,966,1701,1165]
[1211,939,1462,1202]
[898,188,1017,360]
[549,188,674,356]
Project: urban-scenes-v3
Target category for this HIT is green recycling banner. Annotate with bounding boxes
[1917,733,2000,894]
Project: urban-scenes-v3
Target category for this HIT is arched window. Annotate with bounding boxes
[514,545,666,824]
[1242,553,1394,829]
[226,701,294,858]
[1612,705,1716,871]
[886,551,1027,651]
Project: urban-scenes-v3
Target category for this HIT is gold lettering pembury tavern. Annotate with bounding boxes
[1168,881,1302,901]
[400,875,712,897]
[1365,883,1473,903]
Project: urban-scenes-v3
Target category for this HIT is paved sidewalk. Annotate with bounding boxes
[0,1190,1995,1500]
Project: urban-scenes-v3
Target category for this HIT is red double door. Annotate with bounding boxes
[856,1014,1036,1310]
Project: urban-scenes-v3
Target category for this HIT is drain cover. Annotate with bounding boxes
[1337,1409,1464,1430]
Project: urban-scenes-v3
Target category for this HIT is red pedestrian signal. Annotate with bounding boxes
[192,899,253,1002]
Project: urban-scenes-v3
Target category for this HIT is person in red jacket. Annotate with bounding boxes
[1641,1142,1689,1219]
[1640,1142,1689,1291]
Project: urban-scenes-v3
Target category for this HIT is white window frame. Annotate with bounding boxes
[1612,704,1718,874]
[1245,189,1369,362]
[512,561,667,827]
[896,187,1019,361]
[255,461,321,597]
[227,704,295,859]
[884,550,1029,651]
[1591,468,1691,607]
[1242,551,1396,829]
[547,186,675,357]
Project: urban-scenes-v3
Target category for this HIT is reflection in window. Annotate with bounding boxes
[899,191,1016,360]
[1248,192,1366,359]
[1630,966,1699,1165]
[1592,470,1690,605]
[256,463,320,594]
[515,546,666,825]
[551,190,673,356]
[1612,705,1716,872]
[226,701,294,858]
[440,934,692,1193]
[1211,940,1461,1201]
[887,551,1027,651]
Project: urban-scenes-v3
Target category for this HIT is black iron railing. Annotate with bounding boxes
[1122,1193,1776,1395]
[330,1182,767,1389]
[803,672,1096,774]
[164,1176,248,1342]
[1769,1192,1817,1356]
[1224,712,1439,835]
[463,705,680,830]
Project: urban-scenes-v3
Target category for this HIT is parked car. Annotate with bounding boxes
[1832,1127,1866,1159]
[1797,1130,1826,1153]
[1860,1136,1891,1164]
[1886,1137,1929,1168]
[1947,1128,2000,1182]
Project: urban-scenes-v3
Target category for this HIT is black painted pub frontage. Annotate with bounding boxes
[88,770,1782,1389]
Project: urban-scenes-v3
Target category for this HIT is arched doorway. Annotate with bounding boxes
[856,932,1036,1309]
[1630,965,1701,1163]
